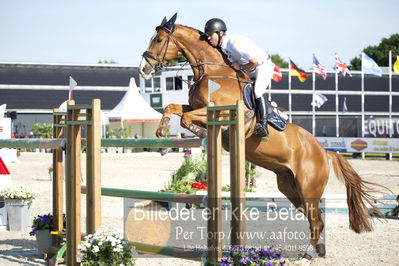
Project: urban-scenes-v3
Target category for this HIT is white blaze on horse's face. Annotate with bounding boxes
[139,32,158,79]
[139,57,154,80]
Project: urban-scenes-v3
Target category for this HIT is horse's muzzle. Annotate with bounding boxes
[139,57,155,79]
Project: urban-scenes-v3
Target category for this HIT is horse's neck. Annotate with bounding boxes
[174,25,235,79]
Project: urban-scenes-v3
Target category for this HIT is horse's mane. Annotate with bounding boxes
[174,24,242,77]
[176,24,205,36]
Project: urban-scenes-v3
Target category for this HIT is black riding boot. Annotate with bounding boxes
[254,94,271,141]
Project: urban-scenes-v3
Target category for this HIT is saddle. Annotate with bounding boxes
[243,83,288,131]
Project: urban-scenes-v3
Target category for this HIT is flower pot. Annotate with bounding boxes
[35,229,53,257]
[5,199,31,231]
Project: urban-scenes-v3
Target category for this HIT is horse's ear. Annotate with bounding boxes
[160,17,167,26]
[168,13,177,25]
[163,13,177,33]
[156,17,168,31]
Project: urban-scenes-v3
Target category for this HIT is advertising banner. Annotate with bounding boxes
[317,137,399,154]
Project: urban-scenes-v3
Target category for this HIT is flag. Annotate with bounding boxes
[0,104,6,118]
[208,79,221,95]
[393,55,399,73]
[69,76,77,100]
[311,93,328,108]
[313,54,327,80]
[335,54,352,77]
[272,64,282,82]
[362,53,382,77]
[342,97,348,112]
[290,59,309,82]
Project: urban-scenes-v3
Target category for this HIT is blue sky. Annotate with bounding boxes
[0,0,398,70]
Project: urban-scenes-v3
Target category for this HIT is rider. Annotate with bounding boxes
[204,18,274,141]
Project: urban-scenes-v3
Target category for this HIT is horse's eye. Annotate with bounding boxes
[156,38,162,43]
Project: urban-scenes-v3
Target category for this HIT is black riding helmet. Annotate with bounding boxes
[204,18,227,35]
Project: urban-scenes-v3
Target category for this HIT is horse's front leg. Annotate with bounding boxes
[180,107,208,138]
[156,104,193,138]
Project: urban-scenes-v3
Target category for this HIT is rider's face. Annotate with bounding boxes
[207,32,219,47]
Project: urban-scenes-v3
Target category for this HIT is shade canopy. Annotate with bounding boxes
[107,78,161,123]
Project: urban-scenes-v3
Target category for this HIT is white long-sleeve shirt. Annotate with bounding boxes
[220,34,269,65]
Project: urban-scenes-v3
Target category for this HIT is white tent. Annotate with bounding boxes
[106,78,162,138]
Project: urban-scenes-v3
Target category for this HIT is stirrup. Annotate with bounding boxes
[254,123,267,137]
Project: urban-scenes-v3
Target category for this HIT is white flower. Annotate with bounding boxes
[92,245,99,253]
[0,186,36,200]
[80,228,136,264]
[78,244,87,251]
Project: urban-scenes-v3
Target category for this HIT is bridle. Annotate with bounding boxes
[142,25,178,73]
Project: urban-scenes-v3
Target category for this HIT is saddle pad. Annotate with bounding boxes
[243,83,255,110]
[268,112,286,131]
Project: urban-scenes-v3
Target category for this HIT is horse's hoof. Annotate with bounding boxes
[159,148,169,156]
[316,243,326,257]
[156,127,167,138]
[302,253,313,260]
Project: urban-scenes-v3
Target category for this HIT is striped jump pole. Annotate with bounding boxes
[81,186,206,204]
[0,138,64,149]
[101,137,203,148]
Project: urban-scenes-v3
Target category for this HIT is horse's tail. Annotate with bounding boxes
[327,150,389,233]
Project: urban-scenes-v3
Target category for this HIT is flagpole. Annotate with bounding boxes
[335,70,339,138]
[389,50,393,160]
[312,68,316,135]
[288,58,292,123]
[335,68,339,138]
[269,76,272,102]
[361,52,365,159]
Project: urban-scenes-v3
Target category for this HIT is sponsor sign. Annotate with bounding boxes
[364,118,399,138]
[317,137,399,153]
[0,118,11,139]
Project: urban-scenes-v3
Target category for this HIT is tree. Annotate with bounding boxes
[350,34,399,70]
[168,55,187,65]
[31,123,52,138]
[98,59,118,64]
[270,54,288,68]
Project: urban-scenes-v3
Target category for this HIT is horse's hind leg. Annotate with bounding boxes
[156,104,193,138]
[276,172,303,209]
[303,198,325,258]
[277,172,325,258]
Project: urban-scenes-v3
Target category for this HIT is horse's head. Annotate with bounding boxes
[139,13,180,79]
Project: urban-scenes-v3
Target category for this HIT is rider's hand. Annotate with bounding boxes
[232,62,241,71]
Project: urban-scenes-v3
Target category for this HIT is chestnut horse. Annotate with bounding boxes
[139,14,385,258]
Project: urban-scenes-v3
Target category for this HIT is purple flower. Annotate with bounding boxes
[29,213,66,236]
[258,248,267,258]
[220,258,231,265]
[238,257,249,264]
[222,245,284,266]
